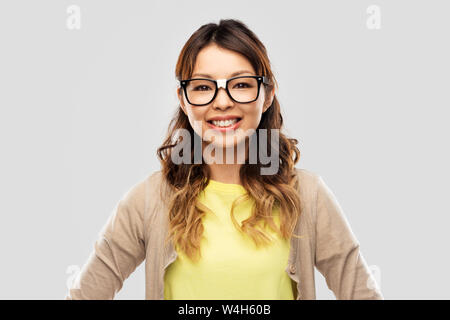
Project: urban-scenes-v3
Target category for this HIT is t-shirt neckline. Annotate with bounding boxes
[205,178,247,194]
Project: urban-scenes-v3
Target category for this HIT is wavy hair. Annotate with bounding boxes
[157,19,303,262]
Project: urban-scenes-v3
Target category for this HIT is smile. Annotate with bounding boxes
[206,118,242,131]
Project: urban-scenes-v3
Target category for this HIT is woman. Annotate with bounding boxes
[65,19,383,300]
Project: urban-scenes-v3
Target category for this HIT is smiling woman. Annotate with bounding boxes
[65,18,383,301]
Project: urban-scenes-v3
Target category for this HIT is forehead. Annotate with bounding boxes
[192,44,255,78]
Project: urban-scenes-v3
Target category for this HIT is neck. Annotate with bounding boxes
[207,162,242,185]
[202,140,248,185]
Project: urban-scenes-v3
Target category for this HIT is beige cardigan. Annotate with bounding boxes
[65,168,383,300]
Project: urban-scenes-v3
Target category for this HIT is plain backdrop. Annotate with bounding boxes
[0,0,449,299]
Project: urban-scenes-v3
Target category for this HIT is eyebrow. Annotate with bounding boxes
[191,70,255,79]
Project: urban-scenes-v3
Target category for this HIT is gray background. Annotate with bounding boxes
[0,0,449,299]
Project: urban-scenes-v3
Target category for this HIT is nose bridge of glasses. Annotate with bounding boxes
[216,79,227,89]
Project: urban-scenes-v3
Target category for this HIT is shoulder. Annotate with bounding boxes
[294,167,320,183]
[118,170,167,212]
[121,171,158,200]
[294,167,340,208]
[293,167,322,198]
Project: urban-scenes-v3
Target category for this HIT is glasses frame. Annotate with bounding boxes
[179,75,270,106]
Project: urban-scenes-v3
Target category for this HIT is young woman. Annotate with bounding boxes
[65,19,383,300]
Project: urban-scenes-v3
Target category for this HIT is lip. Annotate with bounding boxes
[206,118,242,132]
[207,115,242,121]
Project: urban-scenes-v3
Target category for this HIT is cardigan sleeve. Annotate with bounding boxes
[65,180,147,300]
[313,175,383,300]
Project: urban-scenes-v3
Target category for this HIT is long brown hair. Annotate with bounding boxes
[157,19,302,262]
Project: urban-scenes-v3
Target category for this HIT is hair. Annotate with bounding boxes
[157,19,303,262]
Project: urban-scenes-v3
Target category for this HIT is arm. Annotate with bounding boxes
[65,179,147,300]
[313,175,383,300]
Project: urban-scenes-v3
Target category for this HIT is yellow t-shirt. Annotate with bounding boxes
[163,178,294,300]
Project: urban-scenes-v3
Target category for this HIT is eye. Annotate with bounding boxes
[233,82,251,89]
[193,85,212,91]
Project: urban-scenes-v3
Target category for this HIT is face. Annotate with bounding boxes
[177,43,274,155]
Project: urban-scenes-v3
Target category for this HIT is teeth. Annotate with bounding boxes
[211,118,239,127]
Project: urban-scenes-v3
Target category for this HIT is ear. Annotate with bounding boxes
[177,87,187,115]
[263,87,275,113]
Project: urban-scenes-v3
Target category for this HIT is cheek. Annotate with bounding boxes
[186,109,203,122]
[186,109,207,136]
[243,104,264,128]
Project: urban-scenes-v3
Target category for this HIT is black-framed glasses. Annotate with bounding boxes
[179,75,270,106]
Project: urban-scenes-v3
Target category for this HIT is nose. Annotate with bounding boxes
[212,87,234,110]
